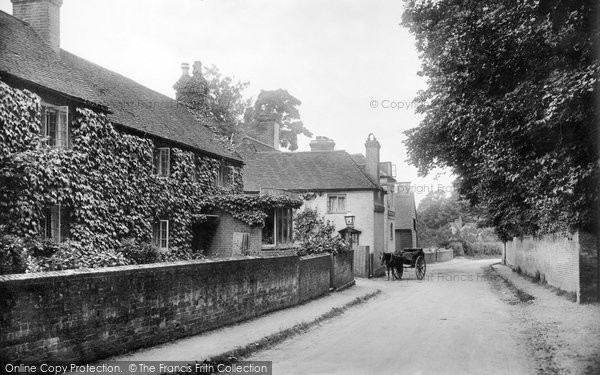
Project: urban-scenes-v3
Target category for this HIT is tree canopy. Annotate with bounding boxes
[402,0,599,240]
[243,89,313,151]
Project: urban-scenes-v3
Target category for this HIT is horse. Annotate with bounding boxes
[380,252,404,280]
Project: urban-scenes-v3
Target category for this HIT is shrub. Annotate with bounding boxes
[0,233,29,275]
[116,238,160,264]
[35,240,130,271]
[294,208,350,256]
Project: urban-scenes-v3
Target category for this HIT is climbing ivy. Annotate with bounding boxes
[0,80,301,273]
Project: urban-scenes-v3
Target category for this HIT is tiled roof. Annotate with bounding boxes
[0,11,102,106]
[0,11,240,163]
[243,150,380,192]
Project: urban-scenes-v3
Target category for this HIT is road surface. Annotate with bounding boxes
[248,258,534,375]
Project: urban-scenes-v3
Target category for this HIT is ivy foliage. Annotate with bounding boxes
[293,208,349,256]
[402,0,599,240]
[0,80,300,273]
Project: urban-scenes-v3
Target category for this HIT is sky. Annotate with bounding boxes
[0,0,454,203]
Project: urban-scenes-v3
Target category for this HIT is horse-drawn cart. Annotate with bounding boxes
[381,248,426,280]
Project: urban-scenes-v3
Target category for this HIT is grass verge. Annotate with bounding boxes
[487,263,535,303]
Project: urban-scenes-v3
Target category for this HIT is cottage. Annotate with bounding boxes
[0,0,289,259]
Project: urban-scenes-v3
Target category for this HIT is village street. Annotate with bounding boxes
[247,258,598,375]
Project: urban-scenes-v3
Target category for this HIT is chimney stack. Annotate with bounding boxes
[252,114,279,150]
[12,0,63,54]
[309,136,335,151]
[365,133,380,185]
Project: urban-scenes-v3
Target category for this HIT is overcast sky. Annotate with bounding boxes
[0,0,454,203]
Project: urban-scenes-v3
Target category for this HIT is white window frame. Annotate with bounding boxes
[156,148,170,177]
[42,104,69,148]
[43,204,68,243]
[327,194,346,213]
[154,220,169,250]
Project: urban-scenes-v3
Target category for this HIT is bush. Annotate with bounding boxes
[0,234,29,275]
[116,238,160,264]
[294,208,350,256]
[34,240,130,271]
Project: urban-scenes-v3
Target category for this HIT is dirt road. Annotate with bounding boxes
[247,258,535,375]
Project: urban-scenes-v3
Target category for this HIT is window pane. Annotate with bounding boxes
[46,110,57,146]
[281,208,288,243]
[262,210,275,244]
[58,110,68,147]
[328,197,335,212]
[338,197,346,212]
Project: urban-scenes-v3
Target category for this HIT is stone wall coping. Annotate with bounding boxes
[0,254,298,284]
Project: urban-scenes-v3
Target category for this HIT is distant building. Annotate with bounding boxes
[394,182,419,250]
[243,132,408,277]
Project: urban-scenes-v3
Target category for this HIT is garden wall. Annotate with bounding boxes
[424,248,453,264]
[331,250,355,289]
[504,231,599,303]
[0,253,354,363]
[298,254,331,303]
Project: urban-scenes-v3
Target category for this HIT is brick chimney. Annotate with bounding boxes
[250,114,279,150]
[173,61,209,109]
[309,136,335,151]
[12,0,63,54]
[365,133,380,185]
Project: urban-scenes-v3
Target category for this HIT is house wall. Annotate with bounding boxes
[205,210,262,257]
[302,190,375,252]
[504,232,599,303]
[0,253,355,363]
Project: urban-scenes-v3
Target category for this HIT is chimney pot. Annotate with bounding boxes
[181,63,190,76]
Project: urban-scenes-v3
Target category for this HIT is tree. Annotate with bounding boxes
[402,0,599,240]
[416,190,482,246]
[203,65,252,137]
[243,89,313,151]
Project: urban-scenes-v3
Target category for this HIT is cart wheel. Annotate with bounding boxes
[415,256,426,280]
[392,264,403,280]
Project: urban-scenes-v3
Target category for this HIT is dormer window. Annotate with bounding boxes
[42,104,68,148]
[154,148,170,177]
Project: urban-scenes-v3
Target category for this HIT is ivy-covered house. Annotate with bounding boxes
[0,0,299,271]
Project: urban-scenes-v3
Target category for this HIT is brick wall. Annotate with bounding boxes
[424,248,453,264]
[0,256,298,363]
[505,231,599,303]
[578,232,599,303]
[298,254,331,303]
[206,210,261,257]
[331,250,354,289]
[0,251,356,363]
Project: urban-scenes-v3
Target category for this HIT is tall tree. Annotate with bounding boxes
[402,0,599,240]
[243,89,313,151]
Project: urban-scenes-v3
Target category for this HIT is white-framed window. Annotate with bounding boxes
[262,207,293,245]
[153,220,169,250]
[42,104,69,148]
[154,148,170,177]
[216,165,234,187]
[327,194,346,213]
[42,205,69,242]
